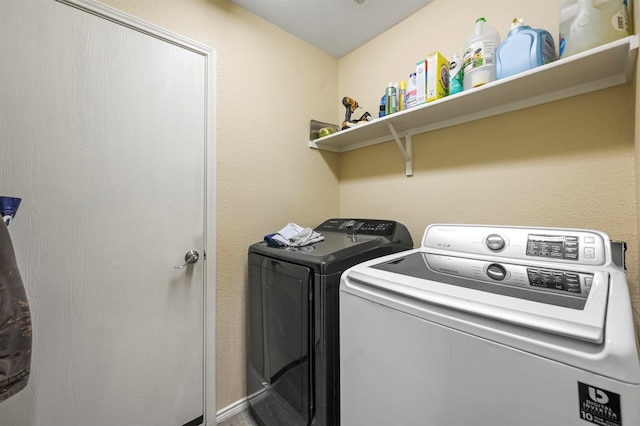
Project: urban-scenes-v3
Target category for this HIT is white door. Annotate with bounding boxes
[0,1,216,425]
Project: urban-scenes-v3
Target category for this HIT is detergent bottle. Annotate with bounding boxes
[559,0,630,58]
[462,17,501,91]
[496,18,557,80]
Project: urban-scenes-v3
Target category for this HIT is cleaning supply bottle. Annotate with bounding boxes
[398,81,407,111]
[386,82,397,115]
[379,93,386,117]
[462,17,501,91]
[496,18,556,80]
[559,0,630,58]
[406,73,418,108]
[393,81,400,111]
[448,52,463,95]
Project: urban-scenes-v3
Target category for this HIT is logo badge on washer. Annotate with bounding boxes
[578,382,622,426]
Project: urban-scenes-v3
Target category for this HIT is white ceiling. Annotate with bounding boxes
[229,0,434,58]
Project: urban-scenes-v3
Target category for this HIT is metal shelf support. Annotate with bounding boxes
[386,122,413,176]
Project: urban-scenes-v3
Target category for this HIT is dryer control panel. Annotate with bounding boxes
[316,218,399,236]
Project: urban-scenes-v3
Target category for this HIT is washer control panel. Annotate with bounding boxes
[423,224,607,266]
[526,234,580,261]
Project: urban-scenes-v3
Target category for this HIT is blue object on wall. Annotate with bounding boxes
[0,196,21,226]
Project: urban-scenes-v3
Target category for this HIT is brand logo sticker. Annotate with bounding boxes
[578,382,622,426]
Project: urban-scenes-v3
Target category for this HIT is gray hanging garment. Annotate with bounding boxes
[0,221,31,402]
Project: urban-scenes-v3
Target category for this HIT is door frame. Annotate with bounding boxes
[58,0,217,423]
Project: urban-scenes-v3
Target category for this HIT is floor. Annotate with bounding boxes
[217,409,259,426]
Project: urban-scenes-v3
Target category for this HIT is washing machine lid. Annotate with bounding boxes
[344,251,609,344]
[379,251,601,307]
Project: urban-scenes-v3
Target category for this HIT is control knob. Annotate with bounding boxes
[344,219,356,229]
[486,263,507,281]
[485,234,505,251]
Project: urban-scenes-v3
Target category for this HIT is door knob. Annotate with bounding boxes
[175,250,200,269]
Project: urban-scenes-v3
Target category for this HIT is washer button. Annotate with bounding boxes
[584,247,596,259]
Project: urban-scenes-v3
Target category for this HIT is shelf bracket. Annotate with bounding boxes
[386,122,413,176]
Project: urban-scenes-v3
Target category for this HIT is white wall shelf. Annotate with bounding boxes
[309,35,639,176]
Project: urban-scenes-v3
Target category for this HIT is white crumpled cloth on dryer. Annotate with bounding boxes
[266,222,324,247]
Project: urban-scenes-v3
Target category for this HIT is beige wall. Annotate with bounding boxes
[338,0,639,327]
[103,0,639,414]
[101,0,340,411]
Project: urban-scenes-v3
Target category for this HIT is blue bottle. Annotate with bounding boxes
[379,93,386,118]
[496,18,557,80]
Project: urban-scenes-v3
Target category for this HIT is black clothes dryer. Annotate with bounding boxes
[247,218,413,426]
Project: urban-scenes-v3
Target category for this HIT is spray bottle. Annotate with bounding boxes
[398,81,407,111]
[448,52,463,95]
[406,73,417,108]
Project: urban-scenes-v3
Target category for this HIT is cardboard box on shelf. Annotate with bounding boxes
[427,51,449,102]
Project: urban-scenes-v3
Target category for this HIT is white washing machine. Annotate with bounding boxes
[339,224,640,426]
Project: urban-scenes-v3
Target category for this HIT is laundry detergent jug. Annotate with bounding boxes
[559,0,630,58]
[496,18,557,80]
[462,17,501,91]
